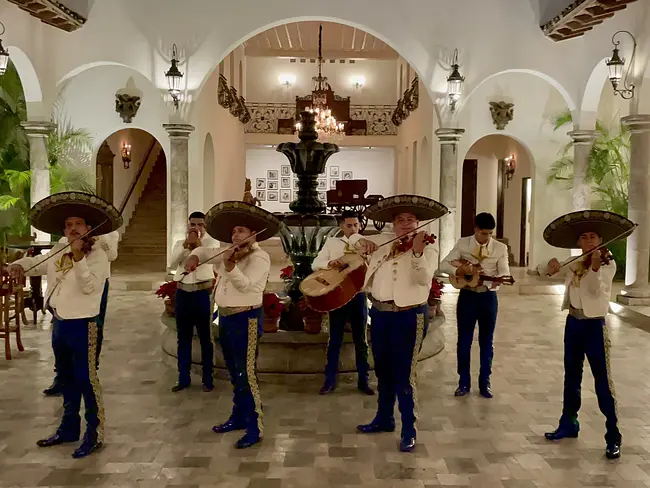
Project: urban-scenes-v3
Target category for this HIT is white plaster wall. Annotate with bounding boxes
[245,57,397,105]
[245,146,395,213]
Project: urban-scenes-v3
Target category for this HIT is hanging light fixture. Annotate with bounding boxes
[605,30,636,100]
[165,44,183,107]
[0,22,10,76]
[447,49,464,113]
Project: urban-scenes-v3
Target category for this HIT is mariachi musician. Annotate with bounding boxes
[539,210,635,460]
[185,201,280,449]
[5,192,122,458]
[312,209,373,396]
[348,195,448,453]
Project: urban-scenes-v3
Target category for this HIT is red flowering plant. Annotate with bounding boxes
[263,293,284,319]
[155,280,178,300]
[280,265,293,284]
[430,278,445,300]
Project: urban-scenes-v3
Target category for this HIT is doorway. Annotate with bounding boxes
[461,159,478,237]
[520,177,532,267]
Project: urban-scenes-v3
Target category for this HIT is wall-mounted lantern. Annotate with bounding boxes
[606,30,636,100]
[121,142,132,169]
[0,22,10,76]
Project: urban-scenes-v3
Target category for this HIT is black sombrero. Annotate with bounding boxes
[364,194,449,223]
[543,210,636,249]
[30,192,123,236]
[205,201,280,243]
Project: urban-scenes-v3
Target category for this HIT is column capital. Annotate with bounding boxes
[21,121,55,137]
[568,129,598,145]
[435,128,465,144]
[621,114,650,134]
[163,123,195,139]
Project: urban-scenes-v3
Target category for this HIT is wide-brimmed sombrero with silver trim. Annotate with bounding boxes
[205,201,280,243]
[363,194,449,223]
[543,210,636,249]
[30,192,122,236]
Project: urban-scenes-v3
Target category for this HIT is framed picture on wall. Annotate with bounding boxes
[256,178,266,189]
[256,190,265,201]
[268,191,279,202]
[293,191,299,201]
[330,166,340,178]
[268,181,278,190]
[330,179,337,189]
[281,165,291,177]
[281,177,291,189]
[280,190,292,203]
[317,179,327,190]
[267,170,278,180]
[293,179,299,190]
[317,191,327,202]
[342,171,353,180]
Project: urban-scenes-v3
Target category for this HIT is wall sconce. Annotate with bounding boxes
[504,155,516,187]
[447,49,464,113]
[0,22,9,76]
[165,43,184,108]
[121,142,132,169]
[606,30,636,100]
[279,74,296,92]
[351,75,365,92]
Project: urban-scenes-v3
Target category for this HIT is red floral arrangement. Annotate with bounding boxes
[280,265,294,282]
[263,293,284,319]
[430,278,445,299]
[155,280,178,299]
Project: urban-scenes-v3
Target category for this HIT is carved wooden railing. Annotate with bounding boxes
[391,77,419,127]
[217,74,251,124]
[244,103,398,136]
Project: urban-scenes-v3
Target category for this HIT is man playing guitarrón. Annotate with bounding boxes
[540,210,634,460]
[350,195,448,452]
[312,210,373,396]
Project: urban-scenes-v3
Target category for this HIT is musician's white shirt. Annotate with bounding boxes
[439,236,510,290]
[13,245,109,319]
[171,235,220,284]
[213,243,270,308]
[58,231,119,277]
[312,234,357,271]
[347,233,438,307]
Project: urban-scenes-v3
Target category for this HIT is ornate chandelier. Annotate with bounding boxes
[295,25,345,139]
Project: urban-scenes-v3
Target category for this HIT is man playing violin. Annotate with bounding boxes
[349,195,448,453]
[439,212,510,399]
[540,210,635,460]
[169,211,220,393]
[4,191,122,458]
[185,201,280,449]
[312,209,373,396]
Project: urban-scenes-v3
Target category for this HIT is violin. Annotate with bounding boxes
[394,232,436,254]
[66,236,96,259]
[583,247,613,269]
[226,242,255,264]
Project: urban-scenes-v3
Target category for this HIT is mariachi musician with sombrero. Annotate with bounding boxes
[540,210,636,460]
[347,194,448,453]
[5,192,122,458]
[184,201,280,449]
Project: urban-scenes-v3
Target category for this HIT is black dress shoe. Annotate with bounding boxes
[544,427,579,441]
[202,384,214,392]
[356,422,395,434]
[171,383,190,393]
[454,385,470,397]
[36,433,79,448]
[357,383,375,395]
[479,386,493,399]
[235,434,261,449]
[399,435,416,452]
[43,383,63,397]
[606,442,621,459]
[212,420,244,434]
[72,441,103,459]
[319,382,336,395]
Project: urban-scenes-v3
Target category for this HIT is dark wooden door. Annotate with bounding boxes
[461,159,478,237]
[96,141,115,204]
[520,177,531,267]
[496,159,505,238]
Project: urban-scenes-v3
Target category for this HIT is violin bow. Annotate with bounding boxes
[179,228,267,278]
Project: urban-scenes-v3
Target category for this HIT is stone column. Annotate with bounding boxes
[435,128,465,264]
[163,123,194,265]
[568,130,597,211]
[21,121,54,241]
[619,115,650,305]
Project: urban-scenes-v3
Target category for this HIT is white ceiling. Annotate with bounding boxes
[243,21,398,60]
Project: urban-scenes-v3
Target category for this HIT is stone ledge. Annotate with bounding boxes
[616,294,650,306]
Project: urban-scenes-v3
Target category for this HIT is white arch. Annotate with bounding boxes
[464,68,577,113]
[579,57,611,129]
[7,46,42,103]
[57,61,149,87]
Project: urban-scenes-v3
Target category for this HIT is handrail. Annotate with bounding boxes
[118,138,157,213]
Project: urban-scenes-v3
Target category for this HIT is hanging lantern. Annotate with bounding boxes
[0,23,9,76]
[165,44,183,107]
[447,49,464,112]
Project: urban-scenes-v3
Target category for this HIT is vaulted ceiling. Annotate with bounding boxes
[243,21,398,60]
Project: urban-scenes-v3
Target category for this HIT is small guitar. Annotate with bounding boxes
[448,259,515,290]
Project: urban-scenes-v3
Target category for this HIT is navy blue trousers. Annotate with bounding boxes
[456,289,498,387]
[326,293,369,383]
[219,307,263,438]
[559,315,621,444]
[369,304,427,437]
[175,289,214,387]
[52,315,104,444]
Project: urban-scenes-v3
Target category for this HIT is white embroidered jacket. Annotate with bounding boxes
[312,235,356,271]
[212,244,270,308]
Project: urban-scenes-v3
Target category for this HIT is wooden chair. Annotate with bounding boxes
[0,277,26,360]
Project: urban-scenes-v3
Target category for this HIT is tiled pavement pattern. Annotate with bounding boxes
[2,291,650,487]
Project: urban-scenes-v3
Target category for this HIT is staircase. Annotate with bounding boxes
[113,153,167,274]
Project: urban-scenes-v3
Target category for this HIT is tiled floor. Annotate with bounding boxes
[2,290,650,487]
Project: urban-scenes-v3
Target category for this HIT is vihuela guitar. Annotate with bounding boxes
[448,258,515,290]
